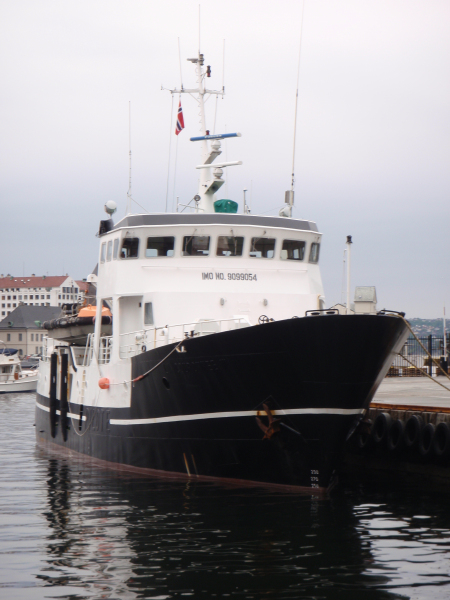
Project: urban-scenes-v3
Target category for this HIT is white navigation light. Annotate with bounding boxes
[104,200,117,216]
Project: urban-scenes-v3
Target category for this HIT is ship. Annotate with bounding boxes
[36,49,409,491]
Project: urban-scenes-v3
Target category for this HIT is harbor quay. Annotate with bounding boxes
[374,377,450,411]
[342,377,450,489]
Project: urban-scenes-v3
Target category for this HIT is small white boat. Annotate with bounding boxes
[0,346,38,393]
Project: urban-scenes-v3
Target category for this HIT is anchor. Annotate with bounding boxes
[256,402,282,440]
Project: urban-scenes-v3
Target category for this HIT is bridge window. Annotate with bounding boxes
[281,239,306,261]
[249,237,275,258]
[146,236,175,257]
[100,243,106,263]
[113,238,119,260]
[121,238,140,259]
[309,243,320,264]
[106,240,113,261]
[182,236,210,256]
[217,236,244,257]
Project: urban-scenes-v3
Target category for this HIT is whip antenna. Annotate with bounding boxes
[125,101,150,214]
[178,38,183,88]
[127,101,132,214]
[198,5,201,54]
[222,38,225,92]
[281,0,305,218]
[291,1,305,194]
[165,94,175,212]
[213,40,225,134]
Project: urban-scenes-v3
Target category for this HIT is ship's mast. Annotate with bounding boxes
[164,50,241,214]
[191,53,211,207]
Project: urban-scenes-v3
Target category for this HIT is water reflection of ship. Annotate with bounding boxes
[38,457,135,597]
[37,455,402,598]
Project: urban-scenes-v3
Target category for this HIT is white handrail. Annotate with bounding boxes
[118,316,250,338]
[117,316,250,358]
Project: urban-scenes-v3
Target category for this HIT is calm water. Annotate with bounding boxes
[1,395,450,600]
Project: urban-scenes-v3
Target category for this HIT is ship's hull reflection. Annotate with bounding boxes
[38,450,401,599]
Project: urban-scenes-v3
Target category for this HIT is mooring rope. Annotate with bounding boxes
[68,389,99,437]
[67,339,186,435]
[384,312,450,394]
[108,339,186,386]
[398,314,450,381]
[396,352,450,393]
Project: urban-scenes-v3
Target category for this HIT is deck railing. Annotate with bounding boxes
[118,317,251,359]
[41,318,251,366]
[82,333,95,367]
[42,337,50,362]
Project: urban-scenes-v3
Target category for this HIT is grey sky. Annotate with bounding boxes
[1,0,449,318]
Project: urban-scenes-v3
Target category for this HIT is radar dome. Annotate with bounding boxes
[104,201,117,216]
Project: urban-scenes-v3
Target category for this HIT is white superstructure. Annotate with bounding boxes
[90,48,324,363]
[95,213,324,355]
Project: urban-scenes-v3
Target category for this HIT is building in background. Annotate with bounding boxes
[0,275,88,317]
[0,305,63,357]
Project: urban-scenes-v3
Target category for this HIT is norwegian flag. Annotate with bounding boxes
[175,99,185,135]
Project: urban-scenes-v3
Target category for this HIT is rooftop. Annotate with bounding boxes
[0,275,71,290]
[0,305,62,329]
[110,213,320,233]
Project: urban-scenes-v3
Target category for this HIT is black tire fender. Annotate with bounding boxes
[404,415,424,448]
[387,419,405,451]
[357,428,372,450]
[419,422,435,457]
[433,422,450,457]
[372,412,392,444]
